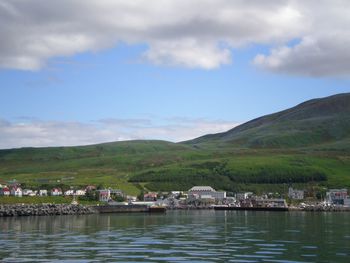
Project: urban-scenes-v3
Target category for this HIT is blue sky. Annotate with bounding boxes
[2,45,348,122]
[1,1,350,148]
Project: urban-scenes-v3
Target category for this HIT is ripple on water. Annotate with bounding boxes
[301,246,318,249]
[1,211,350,262]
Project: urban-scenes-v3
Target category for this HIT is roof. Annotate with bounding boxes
[189,186,216,192]
[328,189,347,192]
[144,193,157,197]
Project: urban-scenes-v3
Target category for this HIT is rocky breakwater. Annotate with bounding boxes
[0,204,97,217]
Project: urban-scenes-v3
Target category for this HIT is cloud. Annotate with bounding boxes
[0,118,239,149]
[1,1,349,76]
[253,1,350,77]
[254,34,350,77]
[143,40,231,70]
[0,0,303,72]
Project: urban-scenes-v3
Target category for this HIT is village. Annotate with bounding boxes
[1,182,350,211]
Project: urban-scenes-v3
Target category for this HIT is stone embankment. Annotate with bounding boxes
[0,204,97,217]
[302,206,350,212]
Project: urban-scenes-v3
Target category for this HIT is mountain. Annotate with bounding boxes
[0,93,349,195]
[185,93,350,149]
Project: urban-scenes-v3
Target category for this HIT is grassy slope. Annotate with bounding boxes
[185,93,350,148]
[0,142,349,195]
[0,94,350,195]
[0,140,208,195]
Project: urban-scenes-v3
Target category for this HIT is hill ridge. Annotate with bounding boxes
[185,92,350,148]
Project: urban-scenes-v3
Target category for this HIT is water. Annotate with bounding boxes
[1,210,350,262]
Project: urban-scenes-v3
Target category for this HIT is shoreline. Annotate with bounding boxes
[2,203,350,217]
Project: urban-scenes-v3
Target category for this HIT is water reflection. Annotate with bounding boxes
[0,210,350,262]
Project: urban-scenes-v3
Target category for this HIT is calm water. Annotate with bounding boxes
[1,210,350,262]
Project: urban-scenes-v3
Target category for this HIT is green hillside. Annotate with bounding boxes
[0,93,350,195]
[185,93,350,149]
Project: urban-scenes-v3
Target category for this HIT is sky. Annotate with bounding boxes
[1,0,350,149]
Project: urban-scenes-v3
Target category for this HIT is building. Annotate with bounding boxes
[39,190,48,196]
[64,190,75,196]
[98,189,111,202]
[85,185,96,192]
[288,187,304,200]
[75,190,86,196]
[254,198,288,208]
[236,192,253,201]
[144,192,157,201]
[188,186,226,200]
[22,189,36,196]
[344,198,350,207]
[0,187,10,196]
[326,189,348,205]
[127,195,137,202]
[51,188,63,196]
[10,186,23,197]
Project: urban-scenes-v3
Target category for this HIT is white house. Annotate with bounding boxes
[99,189,111,202]
[188,186,226,200]
[288,187,304,200]
[51,188,63,196]
[326,189,348,205]
[64,190,74,196]
[75,190,86,196]
[22,189,36,196]
[344,198,350,207]
[236,192,253,200]
[144,192,157,201]
[39,189,48,196]
[11,187,23,197]
[127,195,137,202]
[0,187,10,196]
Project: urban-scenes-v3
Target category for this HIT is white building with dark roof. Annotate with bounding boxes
[288,187,304,200]
[39,190,48,196]
[188,186,226,200]
[235,192,253,200]
[10,187,23,197]
[326,189,348,205]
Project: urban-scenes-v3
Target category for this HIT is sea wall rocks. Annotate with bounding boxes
[0,204,97,217]
[302,206,350,212]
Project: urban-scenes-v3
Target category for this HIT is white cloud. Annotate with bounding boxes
[0,118,239,149]
[253,1,350,77]
[143,40,231,70]
[0,1,301,71]
[0,1,349,75]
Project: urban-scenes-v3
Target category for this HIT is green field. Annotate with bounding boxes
[0,196,102,205]
[0,142,349,196]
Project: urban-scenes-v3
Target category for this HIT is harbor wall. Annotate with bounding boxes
[0,204,97,217]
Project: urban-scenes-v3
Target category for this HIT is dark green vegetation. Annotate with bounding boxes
[0,93,349,195]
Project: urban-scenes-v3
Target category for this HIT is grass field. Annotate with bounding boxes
[1,142,349,196]
[0,196,102,205]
